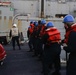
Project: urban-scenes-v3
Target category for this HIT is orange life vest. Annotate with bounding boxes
[45,27,61,43]
[0,44,6,60]
[39,25,46,37]
[28,24,34,35]
[64,23,76,44]
[30,23,34,27]
[28,27,33,34]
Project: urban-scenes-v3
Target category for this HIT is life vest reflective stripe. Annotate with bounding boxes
[11,28,18,36]
[45,27,61,43]
[64,23,76,44]
[0,44,6,60]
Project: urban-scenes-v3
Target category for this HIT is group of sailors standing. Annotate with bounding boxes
[27,19,61,75]
[27,14,76,75]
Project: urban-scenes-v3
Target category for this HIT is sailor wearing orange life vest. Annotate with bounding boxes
[32,20,47,58]
[31,21,40,56]
[27,21,34,52]
[62,15,76,75]
[39,19,47,38]
[42,22,61,75]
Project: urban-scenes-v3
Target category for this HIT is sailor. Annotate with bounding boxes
[9,24,21,50]
[42,22,61,75]
[36,20,46,59]
[31,21,39,56]
[27,21,34,52]
[62,15,76,75]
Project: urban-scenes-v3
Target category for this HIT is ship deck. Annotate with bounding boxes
[0,42,66,75]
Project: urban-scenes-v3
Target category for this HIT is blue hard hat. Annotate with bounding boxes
[63,15,74,23]
[46,22,54,28]
[41,20,46,24]
[34,21,38,26]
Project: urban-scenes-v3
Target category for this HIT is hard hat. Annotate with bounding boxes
[63,15,74,23]
[34,21,38,26]
[46,22,54,28]
[13,24,17,27]
[41,19,46,24]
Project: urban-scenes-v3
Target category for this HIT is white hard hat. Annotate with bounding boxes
[13,24,17,27]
